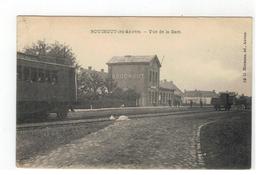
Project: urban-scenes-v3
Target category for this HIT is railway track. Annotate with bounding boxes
[16,108,218,131]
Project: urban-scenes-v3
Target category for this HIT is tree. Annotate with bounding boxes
[77,68,105,101]
[122,89,140,106]
[23,40,78,67]
[104,77,118,93]
[23,40,50,56]
[123,89,140,101]
[109,87,124,99]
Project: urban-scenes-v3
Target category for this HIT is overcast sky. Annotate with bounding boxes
[17,17,252,96]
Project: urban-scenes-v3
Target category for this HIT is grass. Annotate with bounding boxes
[200,112,251,169]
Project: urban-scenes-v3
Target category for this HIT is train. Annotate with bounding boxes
[17,52,77,119]
[211,93,235,111]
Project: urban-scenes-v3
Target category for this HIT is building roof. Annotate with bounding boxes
[107,55,161,67]
[184,90,217,98]
[80,67,108,80]
[17,52,73,66]
[160,80,183,96]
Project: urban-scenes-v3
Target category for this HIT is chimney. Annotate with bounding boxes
[88,66,92,70]
[101,69,104,72]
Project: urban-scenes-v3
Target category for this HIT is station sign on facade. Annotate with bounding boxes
[112,73,144,79]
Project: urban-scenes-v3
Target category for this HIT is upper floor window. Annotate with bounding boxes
[152,71,155,84]
[149,71,152,82]
[155,72,158,85]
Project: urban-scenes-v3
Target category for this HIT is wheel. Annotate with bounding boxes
[38,111,49,120]
[56,110,68,119]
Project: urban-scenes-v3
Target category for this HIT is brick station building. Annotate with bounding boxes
[107,55,161,106]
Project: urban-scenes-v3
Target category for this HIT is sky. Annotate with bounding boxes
[17,16,252,96]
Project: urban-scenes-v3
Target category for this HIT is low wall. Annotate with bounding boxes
[67,106,200,119]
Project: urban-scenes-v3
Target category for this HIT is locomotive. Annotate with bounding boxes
[17,52,77,119]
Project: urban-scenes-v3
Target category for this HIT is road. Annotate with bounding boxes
[17,110,251,169]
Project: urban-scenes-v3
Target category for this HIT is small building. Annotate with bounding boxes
[107,55,161,106]
[159,88,174,106]
[159,80,183,106]
[183,89,217,105]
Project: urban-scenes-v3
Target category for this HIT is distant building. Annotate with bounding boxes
[159,80,183,106]
[80,66,108,80]
[183,89,217,105]
[107,55,161,106]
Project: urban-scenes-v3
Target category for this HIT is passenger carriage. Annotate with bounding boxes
[17,52,77,119]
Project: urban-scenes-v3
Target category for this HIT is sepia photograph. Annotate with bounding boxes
[16,16,252,169]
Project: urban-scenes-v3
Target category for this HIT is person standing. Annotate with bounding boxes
[200,99,203,108]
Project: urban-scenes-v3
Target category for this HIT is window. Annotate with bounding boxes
[38,69,45,82]
[149,91,151,104]
[152,92,154,104]
[19,66,59,84]
[17,65,22,80]
[155,92,157,103]
[23,67,30,81]
[155,72,157,85]
[51,70,58,84]
[152,71,155,84]
[45,70,51,82]
[31,68,37,82]
[149,71,152,82]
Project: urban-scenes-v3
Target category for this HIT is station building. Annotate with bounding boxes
[107,55,161,106]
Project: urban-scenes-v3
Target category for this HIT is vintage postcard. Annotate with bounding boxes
[16,16,252,169]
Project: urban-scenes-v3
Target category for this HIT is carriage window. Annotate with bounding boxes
[17,65,22,80]
[23,67,30,81]
[38,69,45,82]
[31,68,37,82]
[51,71,58,84]
[45,70,51,82]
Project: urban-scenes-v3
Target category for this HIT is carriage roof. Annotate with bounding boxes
[17,52,75,68]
